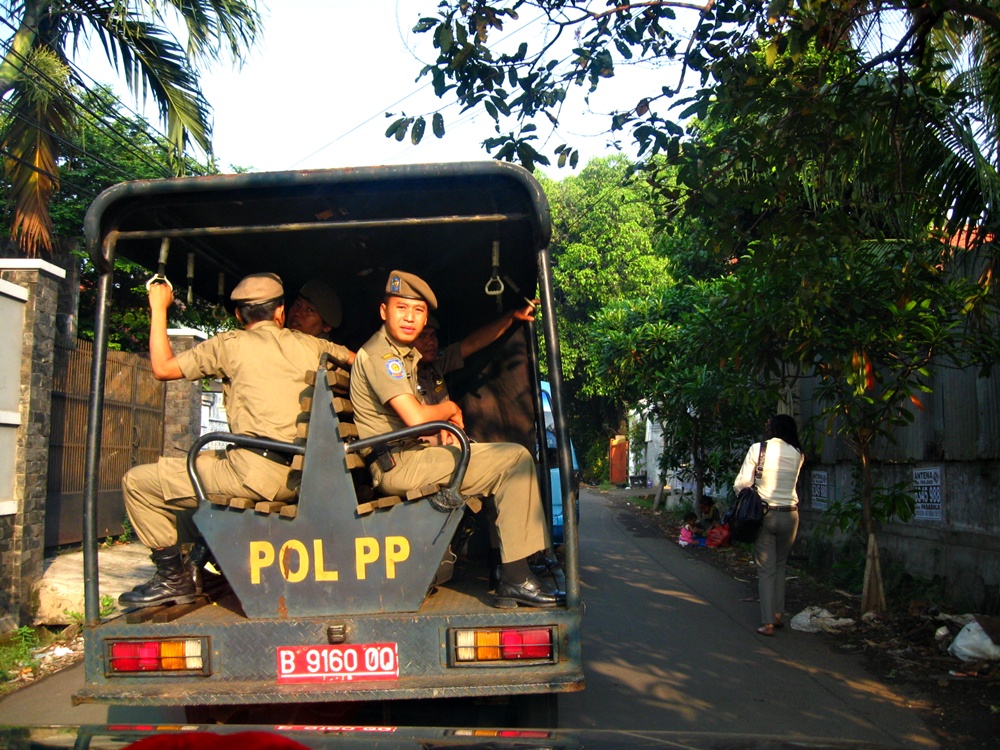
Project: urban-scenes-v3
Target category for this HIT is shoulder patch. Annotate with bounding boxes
[385,357,406,380]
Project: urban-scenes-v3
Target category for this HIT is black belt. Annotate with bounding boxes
[230,444,294,466]
[768,504,798,512]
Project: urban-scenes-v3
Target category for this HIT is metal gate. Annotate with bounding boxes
[45,340,164,546]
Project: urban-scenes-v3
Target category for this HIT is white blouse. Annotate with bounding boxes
[733,438,804,507]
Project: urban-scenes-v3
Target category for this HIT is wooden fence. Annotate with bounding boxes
[45,340,165,546]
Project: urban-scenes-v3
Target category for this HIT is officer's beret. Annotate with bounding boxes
[425,314,440,331]
[298,279,343,328]
[231,273,284,305]
[385,270,437,310]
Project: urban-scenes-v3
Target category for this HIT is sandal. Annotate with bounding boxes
[757,624,775,636]
[774,614,784,629]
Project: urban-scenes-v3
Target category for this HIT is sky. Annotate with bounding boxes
[74,1,696,177]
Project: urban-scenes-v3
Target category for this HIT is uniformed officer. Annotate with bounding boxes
[350,270,563,608]
[119,273,353,608]
[415,304,563,587]
[287,279,344,341]
[414,302,537,407]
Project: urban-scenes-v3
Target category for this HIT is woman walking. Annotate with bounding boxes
[734,414,805,636]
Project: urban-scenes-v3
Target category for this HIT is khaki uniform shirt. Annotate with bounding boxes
[417,342,464,405]
[177,320,352,443]
[350,325,422,439]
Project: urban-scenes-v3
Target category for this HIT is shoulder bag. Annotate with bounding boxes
[724,442,769,544]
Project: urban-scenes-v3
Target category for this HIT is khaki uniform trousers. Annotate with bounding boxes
[373,442,546,563]
[122,450,296,549]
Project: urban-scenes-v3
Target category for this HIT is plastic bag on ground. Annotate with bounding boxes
[948,617,1000,662]
[790,606,855,633]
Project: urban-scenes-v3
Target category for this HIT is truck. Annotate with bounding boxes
[74,162,583,724]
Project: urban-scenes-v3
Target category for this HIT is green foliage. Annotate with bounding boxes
[593,279,768,496]
[65,595,116,625]
[76,247,234,352]
[402,0,1000,612]
[118,516,134,545]
[819,481,916,538]
[0,627,40,682]
[537,155,671,475]
[0,0,261,254]
[581,439,608,485]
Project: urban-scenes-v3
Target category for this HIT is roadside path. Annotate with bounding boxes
[559,488,935,746]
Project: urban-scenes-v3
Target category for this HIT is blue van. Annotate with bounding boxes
[541,381,579,545]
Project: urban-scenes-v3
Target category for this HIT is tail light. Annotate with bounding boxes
[451,627,555,664]
[105,638,210,675]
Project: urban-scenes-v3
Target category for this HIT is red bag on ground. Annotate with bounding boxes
[705,524,730,548]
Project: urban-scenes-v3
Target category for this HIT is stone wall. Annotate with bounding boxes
[0,260,66,627]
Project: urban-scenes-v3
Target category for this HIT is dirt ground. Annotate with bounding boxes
[621,494,1000,750]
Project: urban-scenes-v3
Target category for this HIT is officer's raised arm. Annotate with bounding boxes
[147,282,184,381]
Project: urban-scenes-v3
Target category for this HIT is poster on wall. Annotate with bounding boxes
[913,467,942,521]
[811,470,829,511]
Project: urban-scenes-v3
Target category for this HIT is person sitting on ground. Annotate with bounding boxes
[695,497,723,534]
[118,273,353,609]
[349,270,564,609]
[678,512,705,547]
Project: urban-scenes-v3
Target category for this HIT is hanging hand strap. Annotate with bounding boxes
[484,240,504,296]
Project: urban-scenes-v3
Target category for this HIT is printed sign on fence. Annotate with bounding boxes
[811,470,828,511]
[913,467,942,521]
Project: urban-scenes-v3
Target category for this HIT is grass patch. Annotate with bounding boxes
[0,627,42,684]
[0,624,74,693]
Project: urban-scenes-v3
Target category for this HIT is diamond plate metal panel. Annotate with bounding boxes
[80,600,583,706]
[193,363,463,619]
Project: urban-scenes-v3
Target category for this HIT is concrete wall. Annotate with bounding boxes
[798,459,1000,613]
[163,329,208,457]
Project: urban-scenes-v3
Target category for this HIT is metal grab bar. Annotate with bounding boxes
[186,422,472,512]
[347,422,472,511]
[186,432,305,503]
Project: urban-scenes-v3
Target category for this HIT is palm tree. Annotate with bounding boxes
[0,0,260,256]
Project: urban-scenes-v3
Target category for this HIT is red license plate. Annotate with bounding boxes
[276,643,399,684]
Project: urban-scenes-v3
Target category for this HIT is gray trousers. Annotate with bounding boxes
[754,509,799,625]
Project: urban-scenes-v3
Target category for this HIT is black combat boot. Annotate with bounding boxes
[185,539,213,596]
[118,546,197,608]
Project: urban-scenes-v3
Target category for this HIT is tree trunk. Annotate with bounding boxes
[0,4,40,97]
[859,449,887,614]
[652,480,665,512]
[861,532,887,613]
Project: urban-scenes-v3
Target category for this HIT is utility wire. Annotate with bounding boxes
[288,10,547,169]
[0,12,180,151]
[0,145,101,199]
[0,98,164,184]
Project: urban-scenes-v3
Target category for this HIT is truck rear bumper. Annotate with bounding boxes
[78,585,584,706]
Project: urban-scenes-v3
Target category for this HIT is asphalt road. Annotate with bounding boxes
[0,488,935,746]
[559,488,933,746]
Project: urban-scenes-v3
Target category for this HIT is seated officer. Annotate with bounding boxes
[286,279,344,342]
[350,270,564,608]
[414,303,536,406]
[119,273,353,608]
